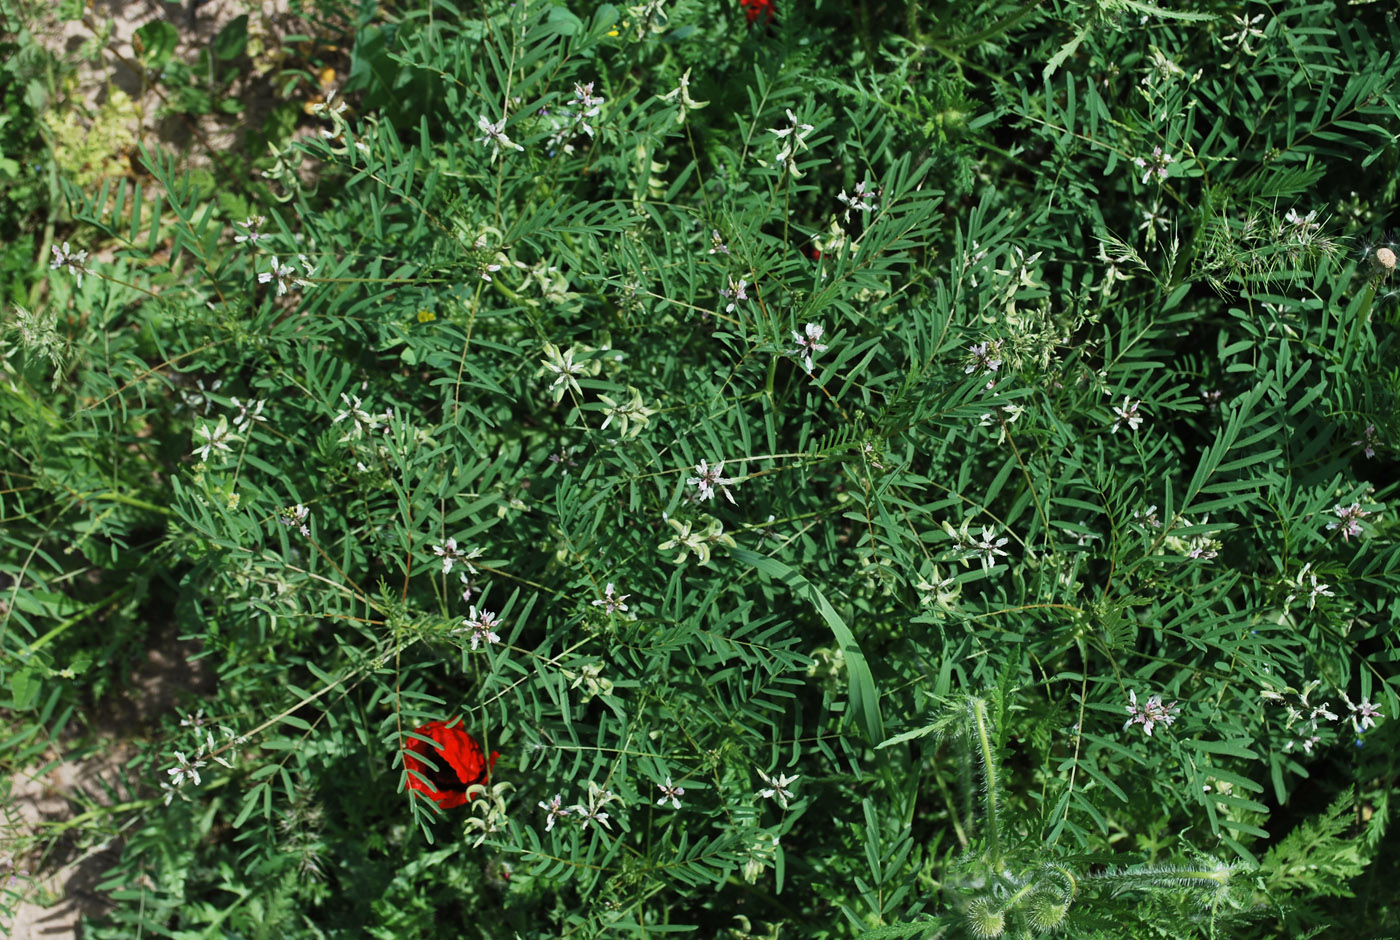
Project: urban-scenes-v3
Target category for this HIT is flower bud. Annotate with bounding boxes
[966,898,1006,939]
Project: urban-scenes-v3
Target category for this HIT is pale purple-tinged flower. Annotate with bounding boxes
[591,582,631,614]
[230,397,267,432]
[1133,146,1175,184]
[459,607,502,649]
[1185,537,1218,561]
[687,459,737,505]
[1133,505,1162,529]
[720,276,749,313]
[1325,502,1370,543]
[1111,397,1144,433]
[572,783,618,830]
[538,793,570,832]
[279,503,311,537]
[476,114,524,160]
[837,178,879,221]
[757,769,798,808]
[50,241,89,285]
[433,537,481,575]
[1350,699,1382,732]
[1124,689,1180,737]
[234,215,266,245]
[166,751,207,788]
[1353,424,1379,459]
[258,256,296,296]
[1284,207,1320,235]
[965,340,1003,375]
[789,322,829,373]
[656,776,685,809]
[569,81,604,137]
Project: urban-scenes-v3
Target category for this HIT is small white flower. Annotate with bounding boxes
[279,504,311,537]
[1111,396,1144,433]
[1185,537,1218,561]
[572,783,618,830]
[1284,207,1320,235]
[180,708,207,729]
[687,459,737,505]
[591,582,631,614]
[258,255,297,296]
[540,342,588,402]
[166,751,206,788]
[476,114,525,161]
[331,391,387,441]
[309,87,347,119]
[973,526,1010,571]
[1221,12,1266,54]
[538,793,571,832]
[1325,501,1370,543]
[836,178,879,221]
[656,776,685,809]
[965,340,1003,375]
[1124,689,1181,737]
[1133,505,1161,529]
[656,68,709,124]
[233,215,267,245]
[1132,146,1175,184]
[458,607,502,650]
[192,416,236,463]
[769,108,815,177]
[756,769,798,808]
[49,241,89,285]
[230,397,267,432]
[1284,562,1334,612]
[719,276,749,314]
[433,537,481,575]
[789,322,829,373]
[569,81,604,137]
[1349,698,1383,732]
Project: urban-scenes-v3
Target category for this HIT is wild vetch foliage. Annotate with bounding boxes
[2,0,1399,937]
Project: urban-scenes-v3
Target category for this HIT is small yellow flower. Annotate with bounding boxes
[417,309,437,323]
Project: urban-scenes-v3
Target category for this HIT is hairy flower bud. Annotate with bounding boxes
[1027,892,1071,932]
[966,898,1006,939]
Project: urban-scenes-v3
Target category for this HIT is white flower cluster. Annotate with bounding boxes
[161,713,240,804]
[1262,679,1383,754]
[538,781,623,833]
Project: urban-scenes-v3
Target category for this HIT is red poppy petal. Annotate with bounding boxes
[403,720,495,810]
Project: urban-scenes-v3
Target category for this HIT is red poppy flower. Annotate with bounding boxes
[741,0,775,26]
[403,719,499,810]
